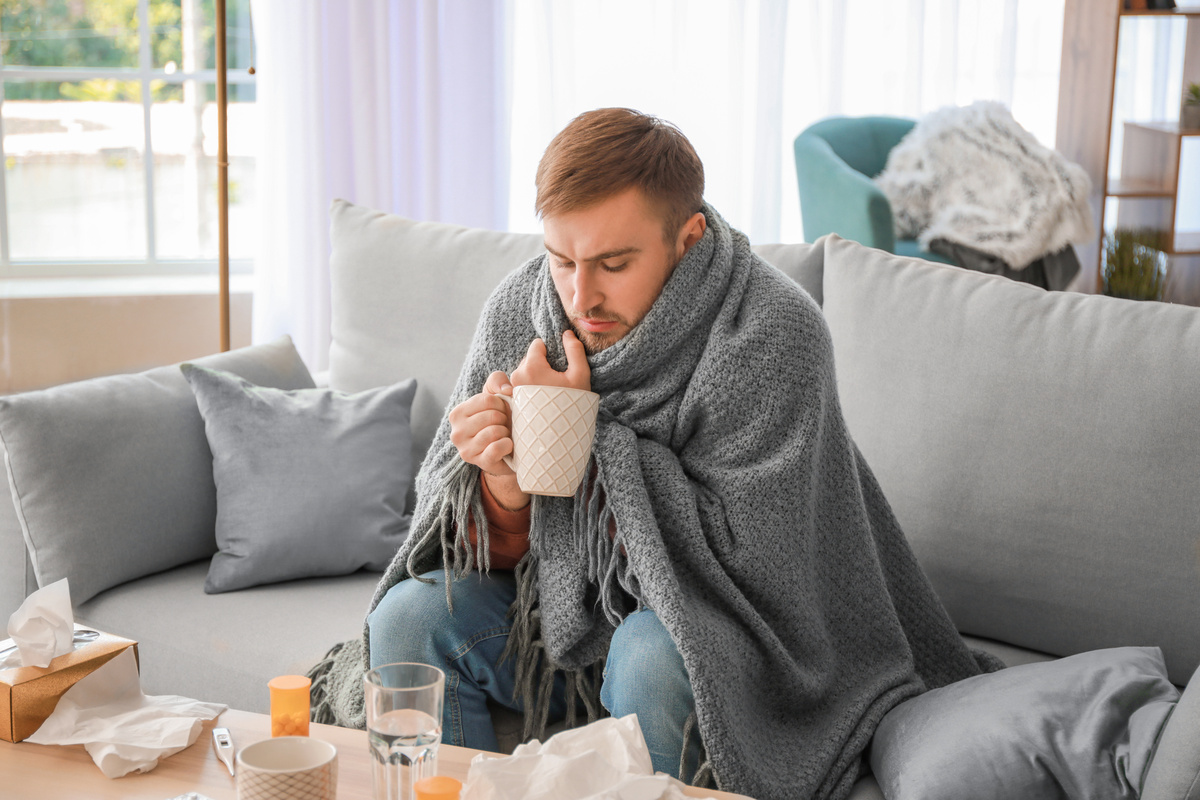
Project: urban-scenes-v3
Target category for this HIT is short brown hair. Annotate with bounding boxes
[535,108,705,241]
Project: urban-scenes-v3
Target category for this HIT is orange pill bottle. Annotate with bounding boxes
[414,776,462,800]
[268,674,311,737]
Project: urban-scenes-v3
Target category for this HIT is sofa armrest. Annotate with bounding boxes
[794,132,896,252]
[1142,663,1200,800]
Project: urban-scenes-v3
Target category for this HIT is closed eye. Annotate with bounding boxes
[601,262,626,273]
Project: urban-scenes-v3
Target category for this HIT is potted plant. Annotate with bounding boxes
[1103,228,1170,301]
[1184,83,1200,131]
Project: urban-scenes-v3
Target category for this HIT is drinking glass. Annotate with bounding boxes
[365,662,445,800]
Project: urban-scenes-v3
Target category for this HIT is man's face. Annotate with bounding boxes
[543,188,690,354]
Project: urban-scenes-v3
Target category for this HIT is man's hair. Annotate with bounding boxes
[535,108,705,242]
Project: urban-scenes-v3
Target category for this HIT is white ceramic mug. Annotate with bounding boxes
[237,736,338,800]
[497,384,600,497]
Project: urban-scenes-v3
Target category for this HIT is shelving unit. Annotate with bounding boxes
[1112,120,1200,255]
[1056,0,1200,297]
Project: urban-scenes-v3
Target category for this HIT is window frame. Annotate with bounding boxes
[0,0,255,280]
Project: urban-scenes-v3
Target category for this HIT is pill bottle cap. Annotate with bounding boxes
[268,675,311,693]
[413,775,463,800]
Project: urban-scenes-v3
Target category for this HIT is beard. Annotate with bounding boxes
[567,312,626,354]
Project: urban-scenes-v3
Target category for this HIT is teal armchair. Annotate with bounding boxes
[793,116,953,264]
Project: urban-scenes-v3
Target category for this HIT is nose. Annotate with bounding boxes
[572,265,604,313]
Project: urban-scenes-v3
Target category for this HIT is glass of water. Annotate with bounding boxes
[364,662,445,800]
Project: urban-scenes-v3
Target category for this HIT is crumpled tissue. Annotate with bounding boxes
[462,715,719,800]
[24,647,226,778]
[3,577,75,669]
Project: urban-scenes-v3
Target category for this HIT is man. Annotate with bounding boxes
[316,108,994,800]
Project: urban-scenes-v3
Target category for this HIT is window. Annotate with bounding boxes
[0,0,256,278]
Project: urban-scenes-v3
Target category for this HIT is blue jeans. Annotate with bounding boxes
[368,569,701,779]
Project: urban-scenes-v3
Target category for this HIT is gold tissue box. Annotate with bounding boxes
[0,623,138,743]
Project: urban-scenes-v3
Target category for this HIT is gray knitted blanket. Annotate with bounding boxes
[309,206,996,800]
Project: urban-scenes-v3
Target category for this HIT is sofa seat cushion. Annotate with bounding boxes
[74,561,380,714]
[820,235,1200,686]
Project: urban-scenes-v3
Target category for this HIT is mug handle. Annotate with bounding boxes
[495,393,517,471]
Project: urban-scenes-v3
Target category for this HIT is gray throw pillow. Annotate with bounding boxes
[0,337,314,605]
[1141,662,1200,800]
[869,647,1180,800]
[181,365,415,594]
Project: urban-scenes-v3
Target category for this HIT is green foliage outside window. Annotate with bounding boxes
[1,0,252,102]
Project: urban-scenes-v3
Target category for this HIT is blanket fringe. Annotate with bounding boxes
[403,459,485,612]
[575,455,637,627]
[306,637,366,729]
[416,473,611,744]
[681,710,718,789]
[307,641,343,725]
[500,501,609,741]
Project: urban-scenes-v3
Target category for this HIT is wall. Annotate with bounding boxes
[0,292,253,394]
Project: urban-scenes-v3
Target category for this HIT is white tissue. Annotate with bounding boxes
[5,577,75,668]
[24,647,226,778]
[462,715,719,800]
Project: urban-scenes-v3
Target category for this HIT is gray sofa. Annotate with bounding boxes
[3,198,1199,799]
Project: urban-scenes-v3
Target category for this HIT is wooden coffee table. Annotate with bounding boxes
[0,709,752,799]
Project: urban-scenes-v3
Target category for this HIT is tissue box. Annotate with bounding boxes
[0,623,138,742]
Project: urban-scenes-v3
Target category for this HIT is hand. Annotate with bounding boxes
[448,370,519,477]
[510,330,591,391]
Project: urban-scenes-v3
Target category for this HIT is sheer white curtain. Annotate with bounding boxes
[506,0,1066,244]
[506,0,789,245]
[252,0,510,370]
[252,0,1086,366]
[250,0,1199,370]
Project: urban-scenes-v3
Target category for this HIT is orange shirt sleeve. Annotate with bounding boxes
[466,476,531,570]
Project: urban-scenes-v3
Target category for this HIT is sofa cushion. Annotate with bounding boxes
[820,235,1200,685]
[328,201,544,473]
[327,200,825,476]
[959,634,1056,669]
[0,480,35,623]
[0,337,315,605]
[74,561,380,712]
[182,365,416,594]
[1141,662,1200,800]
[869,647,1179,800]
[751,242,825,306]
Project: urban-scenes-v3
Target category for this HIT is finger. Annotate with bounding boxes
[483,370,513,396]
[456,422,509,465]
[455,407,509,442]
[562,330,591,386]
[450,395,506,447]
[452,391,503,422]
[480,434,515,465]
[522,338,549,371]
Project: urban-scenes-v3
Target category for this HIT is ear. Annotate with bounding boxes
[676,211,707,256]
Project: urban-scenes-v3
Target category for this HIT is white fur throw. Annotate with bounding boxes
[875,101,1094,270]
